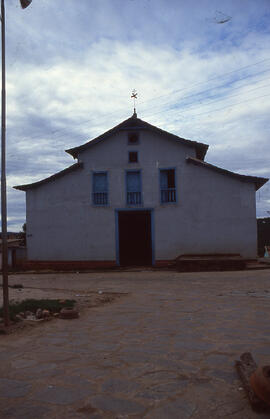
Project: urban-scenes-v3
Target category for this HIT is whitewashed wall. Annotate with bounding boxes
[25,129,257,261]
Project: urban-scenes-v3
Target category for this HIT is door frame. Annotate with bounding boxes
[115,208,155,266]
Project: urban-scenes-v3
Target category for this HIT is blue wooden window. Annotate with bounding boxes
[126,170,142,205]
[160,169,176,203]
[92,172,108,205]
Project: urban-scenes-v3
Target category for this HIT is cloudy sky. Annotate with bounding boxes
[4,0,270,230]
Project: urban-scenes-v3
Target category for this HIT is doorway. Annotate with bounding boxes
[117,210,153,266]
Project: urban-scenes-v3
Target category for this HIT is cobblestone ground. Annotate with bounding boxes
[0,270,270,418]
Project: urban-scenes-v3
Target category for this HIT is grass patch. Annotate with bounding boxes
[0,299,75,321]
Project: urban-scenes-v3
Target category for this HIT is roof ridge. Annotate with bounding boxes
[65,115,209,160]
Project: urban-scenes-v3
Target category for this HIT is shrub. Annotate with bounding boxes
[0,299,75,321]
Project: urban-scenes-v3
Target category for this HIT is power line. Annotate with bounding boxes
[145,79,270,119]
[174,92,270,119]
[178,80,270,113]
[142,67,270,117]
[139,57,270,106]
[13,83,270,148]
[20,71,270,146]
[85,65,270,128]
[14,58,270,142]
[7,60,270,149]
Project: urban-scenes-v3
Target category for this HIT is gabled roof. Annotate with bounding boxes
[66,113,209,160]
[14,162,83,191]
[186,157,268,191]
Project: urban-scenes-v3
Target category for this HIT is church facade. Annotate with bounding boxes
[15,113,268,267]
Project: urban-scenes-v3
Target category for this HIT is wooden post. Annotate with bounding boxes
[1,0,9,327]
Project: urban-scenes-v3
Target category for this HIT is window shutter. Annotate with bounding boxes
[94,173,107,192]
[127,171,140,192]
[160,170,168,189]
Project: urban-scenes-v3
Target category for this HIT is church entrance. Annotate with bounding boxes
[117,210,153,266]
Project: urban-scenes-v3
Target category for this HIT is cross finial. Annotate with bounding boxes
[131,89,138,117]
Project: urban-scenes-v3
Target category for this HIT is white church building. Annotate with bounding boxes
[15,112,268,268]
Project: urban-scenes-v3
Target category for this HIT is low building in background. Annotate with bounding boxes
[257,217,270,257]
[0,239,25,268]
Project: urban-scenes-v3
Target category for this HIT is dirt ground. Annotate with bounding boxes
[0,269,270,418]
[0,277,122,322]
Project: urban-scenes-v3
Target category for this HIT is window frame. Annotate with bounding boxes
[159,167,177,204]
[128,132,140,145]
[128,150,139,163]
[92,171,109,206]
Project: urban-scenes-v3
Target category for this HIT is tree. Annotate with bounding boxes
[19,223,26,246]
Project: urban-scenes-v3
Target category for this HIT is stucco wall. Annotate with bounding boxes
[25,128,257,261]
[155,164,257,258]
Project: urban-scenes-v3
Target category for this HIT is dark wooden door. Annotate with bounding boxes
[118,211,152,266]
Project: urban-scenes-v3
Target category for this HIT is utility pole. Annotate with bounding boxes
[1,0,9,327]
[1,0,32,327]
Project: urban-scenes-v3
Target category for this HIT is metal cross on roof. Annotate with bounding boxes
[131,89,138,116]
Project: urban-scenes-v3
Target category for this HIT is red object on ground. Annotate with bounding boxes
[250,366,270,406]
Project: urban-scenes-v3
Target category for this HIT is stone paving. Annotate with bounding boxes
[0,269,270,418]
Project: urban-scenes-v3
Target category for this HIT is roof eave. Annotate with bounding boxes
[65,148,78,159]
[14,162,83,191]
[195,144,209,161]
[186,157,269,191]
